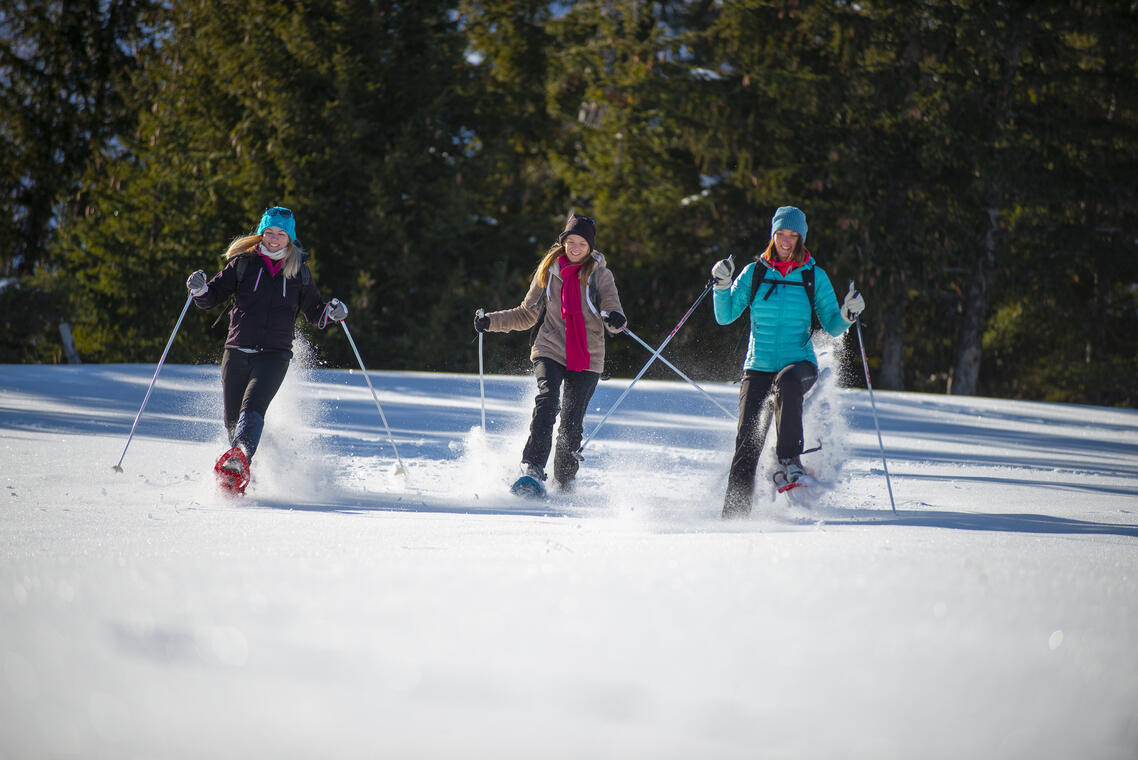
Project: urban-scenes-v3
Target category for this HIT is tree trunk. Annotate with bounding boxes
[950,17,1022,396]
[950,209,997,396]
[879,301,905,390]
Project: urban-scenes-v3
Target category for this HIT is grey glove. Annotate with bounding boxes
[325,298,348,322]
[710,258,734,290]
[841,283,865,322]
[187,270,208,297]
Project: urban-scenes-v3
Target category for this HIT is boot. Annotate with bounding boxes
[774,456,806,486]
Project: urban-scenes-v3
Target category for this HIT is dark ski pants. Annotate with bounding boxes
[521,357,600,487]
[220,349,290,460]
[723,361,817,517]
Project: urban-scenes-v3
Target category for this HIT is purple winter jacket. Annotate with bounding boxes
[193,253,329,356]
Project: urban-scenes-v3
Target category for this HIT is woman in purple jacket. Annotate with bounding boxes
[185,207,347,481]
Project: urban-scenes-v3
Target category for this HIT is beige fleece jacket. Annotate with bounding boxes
[485,252,624,374]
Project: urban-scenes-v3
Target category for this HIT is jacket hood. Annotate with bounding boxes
[551,250,608,278]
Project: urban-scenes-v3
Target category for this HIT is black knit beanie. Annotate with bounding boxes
[558,213,597,252]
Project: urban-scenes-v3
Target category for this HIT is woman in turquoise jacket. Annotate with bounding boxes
[710,206,864,518]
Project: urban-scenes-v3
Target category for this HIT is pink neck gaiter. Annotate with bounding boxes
[767,250,812,277]
[259,253,285,278]
[558,257,591,372]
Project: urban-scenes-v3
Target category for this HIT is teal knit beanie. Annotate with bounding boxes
[257,206,296,240]
[770,206,807,244]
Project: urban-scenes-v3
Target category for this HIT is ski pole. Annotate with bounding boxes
[113,294,193,472]
[340,320,407,476]
[618,322,735,420]
[476,308,486,430]
[575,277,716,460]
[851,280,896,512]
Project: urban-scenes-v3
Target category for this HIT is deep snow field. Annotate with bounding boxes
[2,341,1136,759]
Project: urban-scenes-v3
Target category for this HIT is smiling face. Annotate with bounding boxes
[772,229,800,261]
[261,227,290,252]
[562,234,590,263]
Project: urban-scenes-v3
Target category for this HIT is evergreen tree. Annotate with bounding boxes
[0,0,156,361]
[58,0,478,368]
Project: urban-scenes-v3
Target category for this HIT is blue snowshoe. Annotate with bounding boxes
[510,462,548,499]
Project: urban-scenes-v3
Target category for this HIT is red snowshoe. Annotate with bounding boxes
[214,446,251,495]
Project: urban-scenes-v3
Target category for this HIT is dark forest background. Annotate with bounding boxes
[3,0,1136,405]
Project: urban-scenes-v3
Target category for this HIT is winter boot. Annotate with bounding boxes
[773,456,806,488]
[220,453,246,474]
[520,461,547,482]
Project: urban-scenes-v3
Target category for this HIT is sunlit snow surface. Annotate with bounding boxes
[2,346,1137,758]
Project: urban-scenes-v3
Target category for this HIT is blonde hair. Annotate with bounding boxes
[761,235,806,264]
[223,233,303,279]
[533,241,599,288]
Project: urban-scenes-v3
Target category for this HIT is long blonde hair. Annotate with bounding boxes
[223,234,303,279]
[533,242,599,288]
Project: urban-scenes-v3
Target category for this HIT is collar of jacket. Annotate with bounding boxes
[550,250,607,280]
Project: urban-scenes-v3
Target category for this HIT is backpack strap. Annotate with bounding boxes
[530,270,602,346]
[211,254,252,330]
[747,260,821,335]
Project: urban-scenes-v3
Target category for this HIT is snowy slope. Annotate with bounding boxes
[2,351,1137,759]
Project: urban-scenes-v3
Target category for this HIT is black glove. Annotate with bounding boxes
[474,311,491,333]
[604,311,626,330]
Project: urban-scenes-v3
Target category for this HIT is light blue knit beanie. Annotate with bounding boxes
[256,206,296,240]
[770,206,807,244]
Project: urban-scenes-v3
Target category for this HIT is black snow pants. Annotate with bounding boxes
[220,348,291,460]
[723,361,817,518]
[521,357,601,488]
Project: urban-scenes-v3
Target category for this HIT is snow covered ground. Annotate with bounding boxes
[2,345,1137,758]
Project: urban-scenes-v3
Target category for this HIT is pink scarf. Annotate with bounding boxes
[258,253,285,278]
[558,257,591,372]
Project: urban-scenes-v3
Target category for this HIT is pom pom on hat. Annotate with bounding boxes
[770,206,807,244]
[558,213,597,252]
[257,206,296,241]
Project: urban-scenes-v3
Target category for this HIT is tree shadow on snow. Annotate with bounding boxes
[814,507,1138,538]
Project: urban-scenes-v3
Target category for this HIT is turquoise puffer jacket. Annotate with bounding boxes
[713,258,851,372]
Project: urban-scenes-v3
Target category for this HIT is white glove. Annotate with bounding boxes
[325,298,348,322]
[187,270,208,297]
[710,258,735,290]
[841,282,865,322]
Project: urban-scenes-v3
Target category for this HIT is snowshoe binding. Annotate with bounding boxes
[214,446,251,495]
[773,457,808,494]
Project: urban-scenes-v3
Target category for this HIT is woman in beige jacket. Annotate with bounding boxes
[475,214,626,492]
